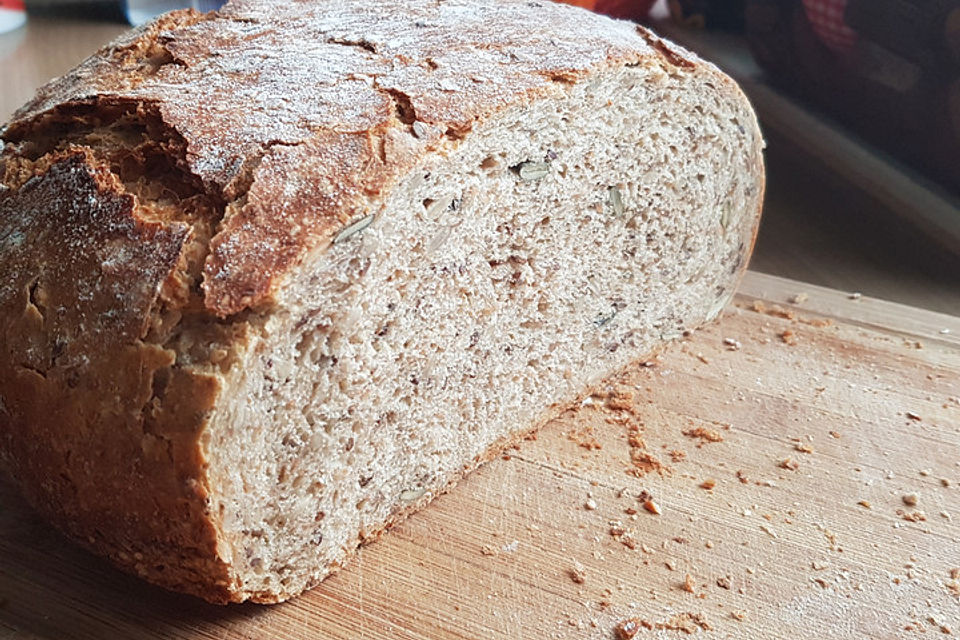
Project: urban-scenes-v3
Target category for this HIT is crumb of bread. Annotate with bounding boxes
[941,478,951,487]
[615,619,641,639]
[569,563,586,584]
[731,610,747,621]
[829,431,841,438]
[779,329,798,345]
[699,478,716,490]
[858,500,872,509]
[723,337,741,351]
[683,427,724,445]
[642,499,661,515]
[951,568,960,579]
[906,411,922,421]
[716,576,731,589]
[778,458,799,470]
[670,449,686,462]
[681,574,696,593]
[794,443,814,454]
[898,510,926,522]
[789,293,808,304]
[735,470,749,484]
[902,494,919,507]
[480,544,498,556]
[585,498,598,511]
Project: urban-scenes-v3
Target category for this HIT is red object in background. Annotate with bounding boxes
[559,0,658,21]
[0,0,25,8]
[801,0,857,53]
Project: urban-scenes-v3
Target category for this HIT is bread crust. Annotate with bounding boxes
[0,0,764,603]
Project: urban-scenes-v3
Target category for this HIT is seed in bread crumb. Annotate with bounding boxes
[681,574,696,592]
[829,431,841,439]
[858,500,872,509]
[903,494,919,507]
[778,458,799,471]
[615,619,641,639]
[700,478,716,490]
[643,499,661,515]
[794,443,814,454]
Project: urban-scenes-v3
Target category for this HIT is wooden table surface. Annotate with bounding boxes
[1,272,958,639]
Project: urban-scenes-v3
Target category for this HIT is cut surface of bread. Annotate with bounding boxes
[0,0,763,603]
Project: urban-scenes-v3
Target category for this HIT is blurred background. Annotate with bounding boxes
[2,0,959,314]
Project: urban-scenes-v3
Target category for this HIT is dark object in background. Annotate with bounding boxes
[555,0,657,21]
[745,0,960,195]
[669,0,746,30]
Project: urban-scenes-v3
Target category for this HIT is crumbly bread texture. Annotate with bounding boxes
[0,0,763,603]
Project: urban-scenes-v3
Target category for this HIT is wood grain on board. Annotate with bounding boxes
[0,271,958,639]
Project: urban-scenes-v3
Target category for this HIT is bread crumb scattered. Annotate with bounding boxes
[849,292,862,300]
[584,498,598,511]
[950,568,960,579]
[643,499,661,515]
[829,431,841,439]
[906,411,922,421]
[898,510,926,522]
[716,576,731,589]
[723,337,741,351]
[480,544,498,556]
[681,573,696,593]
[778,458,799,471]
[569,563,586,584]
[731,610,747,621]
[670,449,686,462]
[779,329,798,346]
[941,478,951,487]
[789,293,808,305]
[696,353,710,364]
[683,426,724,445]
[735,469,749,484]
[794,443,814,454]
[902,493,919,507]
[858,500,872,509]
[700,478,716,490]
[615,619,641,640]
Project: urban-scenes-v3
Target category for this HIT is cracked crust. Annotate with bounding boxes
[0,0,761,603]
[2,0,684,318]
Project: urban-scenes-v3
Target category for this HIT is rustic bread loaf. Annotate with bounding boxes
[0,0,764,603]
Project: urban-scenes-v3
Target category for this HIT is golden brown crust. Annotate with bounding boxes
[2,0,679,317]
[0,0,760,604]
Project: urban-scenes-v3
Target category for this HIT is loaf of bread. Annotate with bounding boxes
[0,0,763,603]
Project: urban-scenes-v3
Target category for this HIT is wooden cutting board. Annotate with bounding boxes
[1,272,958,639]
